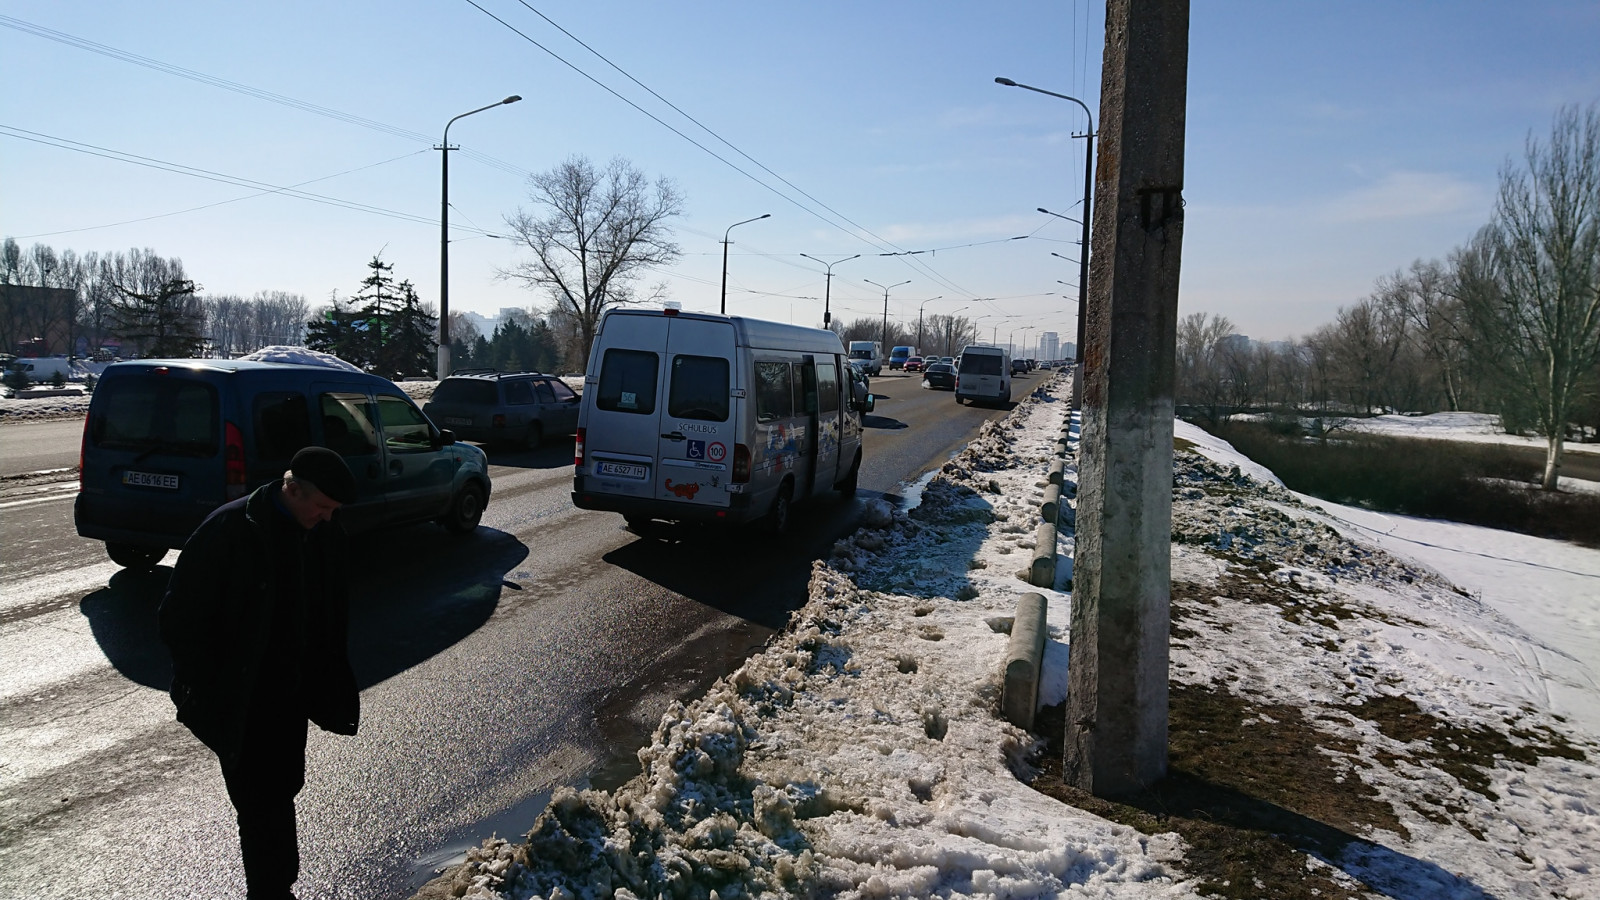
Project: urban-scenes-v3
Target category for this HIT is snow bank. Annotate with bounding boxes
[427,374,1600,900]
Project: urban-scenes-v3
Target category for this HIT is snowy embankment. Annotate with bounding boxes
[419,375,1600,900]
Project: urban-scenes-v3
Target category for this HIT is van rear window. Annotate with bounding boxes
[91,377,219,456]
[668,355,729,421]
[962,353,1003,376]
[597,349,658,414]
[432,380,498,405]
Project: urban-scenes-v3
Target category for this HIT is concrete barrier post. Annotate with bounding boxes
[1002,592,1049,729]
[1029,521,1058,587]
[1041,483,1062,523]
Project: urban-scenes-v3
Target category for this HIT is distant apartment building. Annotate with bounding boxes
[1039,331,1060,361]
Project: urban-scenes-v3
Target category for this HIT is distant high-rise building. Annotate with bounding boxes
[1040,331,1061,361]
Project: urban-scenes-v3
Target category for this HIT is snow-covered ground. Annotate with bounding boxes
[414,375,1600,900]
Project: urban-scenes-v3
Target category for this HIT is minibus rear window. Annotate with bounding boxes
[668,355,729,421]
[91,377,219,456]
[962,353,1003,376]
[597,349,658,414]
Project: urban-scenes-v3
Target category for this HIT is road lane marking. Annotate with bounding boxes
[0,481,79,511]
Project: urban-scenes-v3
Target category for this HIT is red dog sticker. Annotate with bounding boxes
[664,479,700,499]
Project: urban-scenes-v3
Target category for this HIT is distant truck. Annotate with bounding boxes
[848,340,883,376]
[889,345,917,370]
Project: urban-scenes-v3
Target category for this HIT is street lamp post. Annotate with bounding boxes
[720,214,771,314]
[864,279,910,348]
[996,77,1094,407]
[916,296,945,349]
[439,94,521,380]
[799,253,859,328]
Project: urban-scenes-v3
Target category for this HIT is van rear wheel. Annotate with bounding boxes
[765,484,793,535]
[106,542,165,570]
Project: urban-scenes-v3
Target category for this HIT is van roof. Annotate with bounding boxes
[602,307,846,356]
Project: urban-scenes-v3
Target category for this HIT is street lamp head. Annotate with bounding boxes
[503,95,522,104]
[995,77,1018,87]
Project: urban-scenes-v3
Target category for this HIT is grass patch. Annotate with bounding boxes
[1029,687,1391,899]
[1196,421,1600,547]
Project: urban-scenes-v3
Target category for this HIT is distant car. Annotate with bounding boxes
[423,370,581,449]
[1011,358,1030,376]
[904,356,925,373]
[922,362,956,390]
[939,356,955,367]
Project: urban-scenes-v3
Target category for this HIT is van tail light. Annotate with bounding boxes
[574,427,586,468]
[492,414,506,429]
[732,443,751,483]
[224,421,247,499]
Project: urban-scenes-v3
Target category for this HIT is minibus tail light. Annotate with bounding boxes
[732,443,751,483]
[574,427,586,468]
[492,414,506,429]
[224,421,247,499]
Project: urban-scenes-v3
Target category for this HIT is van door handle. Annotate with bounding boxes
[660,432,685,441]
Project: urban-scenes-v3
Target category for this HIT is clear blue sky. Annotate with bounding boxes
[4,1,1598,346]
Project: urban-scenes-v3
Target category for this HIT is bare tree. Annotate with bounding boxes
[503,156,684,364]
[1175,311,1234,421]
[1457,103,1600,489]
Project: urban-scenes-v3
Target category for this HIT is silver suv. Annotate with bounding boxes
[423,370,580,449]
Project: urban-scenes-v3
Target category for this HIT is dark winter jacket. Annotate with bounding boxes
[159,481,360,767]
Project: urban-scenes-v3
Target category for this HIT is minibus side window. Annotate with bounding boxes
[597,349,658,414]
[817,364,839,414]
[754,361,793,423]
[800,362,818,414]
[667,355,729,421]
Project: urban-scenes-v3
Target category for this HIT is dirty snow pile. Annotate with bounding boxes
[422,371,1600,900]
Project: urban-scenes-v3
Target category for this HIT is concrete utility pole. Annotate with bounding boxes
[1064,0,1189,797]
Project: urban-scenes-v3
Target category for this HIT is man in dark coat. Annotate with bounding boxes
[160,446,361,900]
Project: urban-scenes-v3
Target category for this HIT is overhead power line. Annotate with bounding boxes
[0,14,529,180]
[463,0,987,302]
[1,125,496,237]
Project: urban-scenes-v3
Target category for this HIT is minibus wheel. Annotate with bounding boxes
[835,454,860,499]
[766,484,793,535]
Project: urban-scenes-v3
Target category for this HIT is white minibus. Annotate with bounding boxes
[572,307,875,534]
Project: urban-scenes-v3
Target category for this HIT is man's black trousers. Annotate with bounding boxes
[221,706,308,900]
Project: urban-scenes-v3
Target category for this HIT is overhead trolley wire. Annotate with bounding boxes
[465,0,987,302]
[0,14,530,180]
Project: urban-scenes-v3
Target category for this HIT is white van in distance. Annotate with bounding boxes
[572,307,875,534]
[955,344,1012,406]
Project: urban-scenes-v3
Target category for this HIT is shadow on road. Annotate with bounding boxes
[78,524,528,692]
[601,493,866,630]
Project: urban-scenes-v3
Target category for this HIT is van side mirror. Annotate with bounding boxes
[437,428,457,446]
[860,394,875,413]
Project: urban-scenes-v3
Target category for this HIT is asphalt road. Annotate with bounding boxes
[0,370,1039,900]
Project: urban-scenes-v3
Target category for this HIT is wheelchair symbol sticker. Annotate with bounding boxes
[687,440,705,459]
[708,442,727,462]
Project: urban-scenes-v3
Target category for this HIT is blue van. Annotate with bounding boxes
[76,359,492,569]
